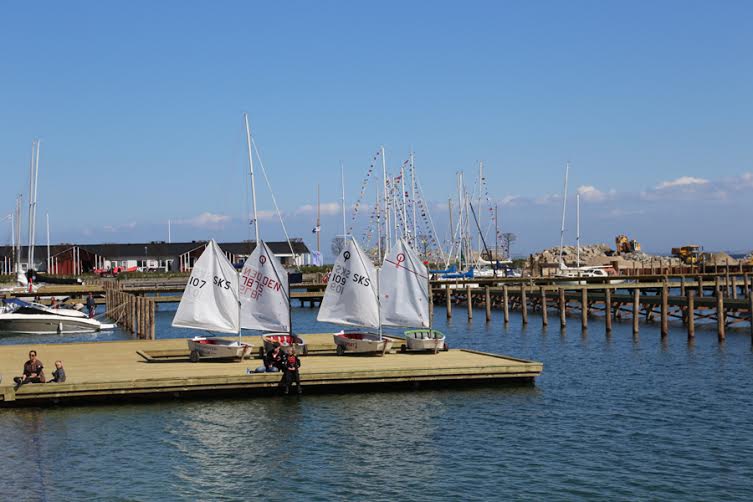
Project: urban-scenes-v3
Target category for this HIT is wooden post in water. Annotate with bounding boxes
[559,288,566,328]
[680,277,685,297]
[744,273,750,299]
[520,285,528,325]
[725,258,731,297]
[540,287,548,326]
[632,288,640,334]
[580,287,588,330]
[466,286,473,320]
[604,287,612,333]
[697,275,704,297]
[687,290,695,339]
[446,288,452,318]
[749,294,753,346]
[717,292,726,341]
[502,285,509,324]
[732,276,738,300]
[484,286,491,322]
[150,299,156,340]
[661,281,669,337]
[715,276,721,298]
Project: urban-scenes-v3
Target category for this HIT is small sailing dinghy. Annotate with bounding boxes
[239,239,306,356]
[172,240,252,362]
[380,238,446,353]
[318,236,394,356]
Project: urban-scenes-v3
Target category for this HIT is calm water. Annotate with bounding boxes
[1,304,752,501]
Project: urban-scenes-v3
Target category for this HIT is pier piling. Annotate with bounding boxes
[580,287,588,330]
[632,288,640,334]
[520,285,528,325]
[605,287,612,333]
[485,286,491,322]
[687,290,695,338]
[558,288,566,328]
[540,287,548,326]
[502,285,509,324]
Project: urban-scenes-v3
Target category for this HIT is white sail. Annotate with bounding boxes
[172,240,240,334]
[239,239,290,332]
[380,238,430,328]
[317,236,380,329]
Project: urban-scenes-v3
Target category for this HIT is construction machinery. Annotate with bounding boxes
[615,235,641,254]
[671,245,704,265]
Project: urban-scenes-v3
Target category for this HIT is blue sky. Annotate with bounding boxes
[1,1,752,258]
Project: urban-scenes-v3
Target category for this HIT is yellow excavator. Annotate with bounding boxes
[615,235,641,254]
[671,245,703,265]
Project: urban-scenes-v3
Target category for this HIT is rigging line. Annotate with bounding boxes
[414,170,446,263]
[250,137,296,263]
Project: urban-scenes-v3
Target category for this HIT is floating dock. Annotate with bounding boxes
[0,334,542,407]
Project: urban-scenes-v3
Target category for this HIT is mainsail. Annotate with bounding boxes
[239,239,290,332]
[379,238,430,328]
[172,240,240,334]
[317,236,380,329]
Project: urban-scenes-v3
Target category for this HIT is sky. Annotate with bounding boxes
[1,1,752,259]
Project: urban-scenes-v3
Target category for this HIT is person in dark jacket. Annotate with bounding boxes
[281,347,302,395]
[49,360,66,383]
[13,350,45,388]
[86,293,96,318]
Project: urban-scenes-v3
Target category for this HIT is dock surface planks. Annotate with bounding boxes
[0,334,542,406]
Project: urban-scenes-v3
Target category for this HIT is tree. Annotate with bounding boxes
[331,237,346,257]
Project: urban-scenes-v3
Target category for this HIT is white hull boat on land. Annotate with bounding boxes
[403,329,447,353]
[172,240,252,362]
[187,337,253,362]
[333,330,393,356]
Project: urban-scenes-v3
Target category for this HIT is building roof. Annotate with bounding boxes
[0,240,311,259]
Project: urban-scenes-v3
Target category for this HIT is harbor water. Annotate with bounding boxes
[1,305,752,501]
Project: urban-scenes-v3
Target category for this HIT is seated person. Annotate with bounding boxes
[13,350,46,387]
[254,342,284,373]
[49,360,66,383]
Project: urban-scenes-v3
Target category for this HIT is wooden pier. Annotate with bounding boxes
[0,334,542,407]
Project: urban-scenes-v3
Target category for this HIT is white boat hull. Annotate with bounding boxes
[187,337,253,361]
[404,329,446,353]
[0,313,104,334]
[333,331,393,356]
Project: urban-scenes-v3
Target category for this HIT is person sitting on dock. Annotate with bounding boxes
[13,350,46,388]
[253,342,284,373]
[49,360,66,383]
[281,347,302,395]
[86,293,96,319]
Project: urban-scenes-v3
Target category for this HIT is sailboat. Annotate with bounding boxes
[381,238,446,353]
[318,235,395,355]
[238,113,304,354]
[173,239,253,362]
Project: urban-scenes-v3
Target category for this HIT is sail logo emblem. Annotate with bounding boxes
[395,253,405,268]
[259,255,267,265]
[343,251,351,261]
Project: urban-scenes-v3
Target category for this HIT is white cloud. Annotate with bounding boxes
[295,202,341,216]
[576,185,608,202]
[655,176,709,190]
[103,221,137,232]
[177,212,231,229]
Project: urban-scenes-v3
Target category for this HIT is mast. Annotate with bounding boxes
[447,197,454,268]
[410,150,417,248]
[381,145,390,252]
[477,161,483,258]
[243,113,260,243]
[15,195,22,273]
[46,212,50,273]
[400,161,408,242]
[495,204,499,265]
[576,193,581,269]
[376,187,382,262]
[558,162,570,266]
[340,162,346,237]
[316,184,321,254]
[168,219,172,243]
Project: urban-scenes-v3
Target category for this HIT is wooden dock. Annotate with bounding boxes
[0,334,542,407]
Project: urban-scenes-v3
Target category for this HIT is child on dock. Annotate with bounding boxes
[281,348,302,395]
[49,360,66,383]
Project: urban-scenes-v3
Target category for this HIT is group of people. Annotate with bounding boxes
[11,350,66,389]
[253,342,302,395]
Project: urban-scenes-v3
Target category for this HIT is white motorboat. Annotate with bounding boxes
[0,299,112,334]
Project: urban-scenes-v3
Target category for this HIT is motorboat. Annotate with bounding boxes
[0,298,113,334]
[333,330,394,356]
[403,329,447,353]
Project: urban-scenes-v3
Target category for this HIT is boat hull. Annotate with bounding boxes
[261,333,307,355]
[0,314,103,334]
[187,337,253,361]
[404,329,447,353]
[333,331,393,356]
